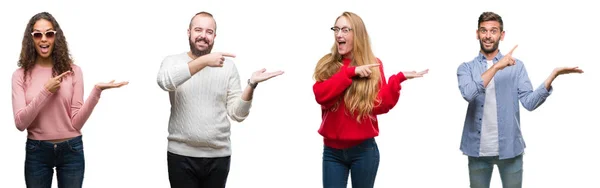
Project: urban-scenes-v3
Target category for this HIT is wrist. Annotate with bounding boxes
[196,57,209,68]
[550,71,559,78]
[491,64,501,71]
[94,85,103,90]
[247,79,258,89]
[346,66,357,78]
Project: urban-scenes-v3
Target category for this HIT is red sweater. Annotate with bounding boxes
[313,58,406,149]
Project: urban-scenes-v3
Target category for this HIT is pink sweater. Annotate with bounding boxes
[11,63,102,140]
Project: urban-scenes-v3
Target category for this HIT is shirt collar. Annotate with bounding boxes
[477,50,504,63]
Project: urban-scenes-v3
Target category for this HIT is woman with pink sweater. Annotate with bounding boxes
[11,12,128,188]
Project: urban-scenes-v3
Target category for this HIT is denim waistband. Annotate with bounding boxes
[27,135,83,149]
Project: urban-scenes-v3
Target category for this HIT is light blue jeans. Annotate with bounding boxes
[468,154,523,188]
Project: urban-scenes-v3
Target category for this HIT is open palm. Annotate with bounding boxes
[250,68,284,83]
[554,67,584,76]
[403,69,429,79]
[95,80,129,90]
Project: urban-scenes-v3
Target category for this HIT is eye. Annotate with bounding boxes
[32,32,43,39]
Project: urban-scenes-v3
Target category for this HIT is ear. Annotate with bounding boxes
[500,30,505,41]
[475,29,480,40]
[187,28,191,38]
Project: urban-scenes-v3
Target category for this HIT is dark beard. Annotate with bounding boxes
[189,37,213,58]
[479,37,500,54]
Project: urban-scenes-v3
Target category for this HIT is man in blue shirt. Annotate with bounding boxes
[456,12,583,188]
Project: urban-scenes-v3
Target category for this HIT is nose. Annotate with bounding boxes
[198,31,207,38]
[41,34,48,42]
[336,31,344,38]
[484,32,493,38]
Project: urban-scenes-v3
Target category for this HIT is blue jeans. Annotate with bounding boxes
[468,154,523,188]
[322,138,380,188]
[24,136,85,188]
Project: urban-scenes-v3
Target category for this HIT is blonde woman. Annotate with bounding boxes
[312,11,428,188]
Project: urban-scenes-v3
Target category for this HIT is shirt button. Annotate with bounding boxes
[479,118,482,120]
[481,105,484,107]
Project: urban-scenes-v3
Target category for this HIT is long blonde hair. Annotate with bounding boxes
[313,11,381,122]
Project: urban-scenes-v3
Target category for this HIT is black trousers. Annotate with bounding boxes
[167,151,231,188]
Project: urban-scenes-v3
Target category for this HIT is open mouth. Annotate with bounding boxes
[39,44,50,54]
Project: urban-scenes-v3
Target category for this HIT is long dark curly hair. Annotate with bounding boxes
[18,12,73,81]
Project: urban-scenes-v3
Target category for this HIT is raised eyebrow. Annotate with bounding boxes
[479,26,500,30]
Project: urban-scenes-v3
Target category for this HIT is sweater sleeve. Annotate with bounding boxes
[226,62,252,122]
[313,66,356,109]
[157,55,193,91]
[373,59,407,115]
[12,70,54,131]
[70,66,102,130]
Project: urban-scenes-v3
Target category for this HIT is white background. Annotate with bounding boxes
[1,0,598,187]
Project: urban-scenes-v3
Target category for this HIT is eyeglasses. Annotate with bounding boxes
[31,31,57,39]
[331,27,352,35]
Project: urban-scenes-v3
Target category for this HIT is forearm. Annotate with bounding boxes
[228,91,253,122]
[457,65,485,102]
[314,67,355,105]
[71,87,102,130]
[157,62,194,91]
[241,85,254,101]
[481,66,499,87]
[544,71,558,90]
[13,88,53,131]
[373,73,405,115]
[188,58,208,75]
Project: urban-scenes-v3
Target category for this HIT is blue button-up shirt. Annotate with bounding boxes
[457,51,553,160]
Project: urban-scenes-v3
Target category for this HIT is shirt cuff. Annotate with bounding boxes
[396,72,407,84]
[537,83,552,97]
[345,66,356,78]
[237,98,252,115]
[89,86,102,101]
[40,87,54,97]
[473,75,486,93]
[173,63,193,84]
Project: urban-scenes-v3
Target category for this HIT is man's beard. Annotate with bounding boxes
[189,36,213,58]
[479,36,500,54]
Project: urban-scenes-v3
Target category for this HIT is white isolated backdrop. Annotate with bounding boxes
[0,0,598,187]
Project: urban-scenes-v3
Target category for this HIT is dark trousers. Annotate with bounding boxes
[167,151,231,188]
[322,138,380,188]
[24,135,85,188]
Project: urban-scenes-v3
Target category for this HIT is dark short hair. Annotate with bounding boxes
[478,12,503,31]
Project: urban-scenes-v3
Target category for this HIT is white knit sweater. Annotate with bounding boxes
[157,52,252,158]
